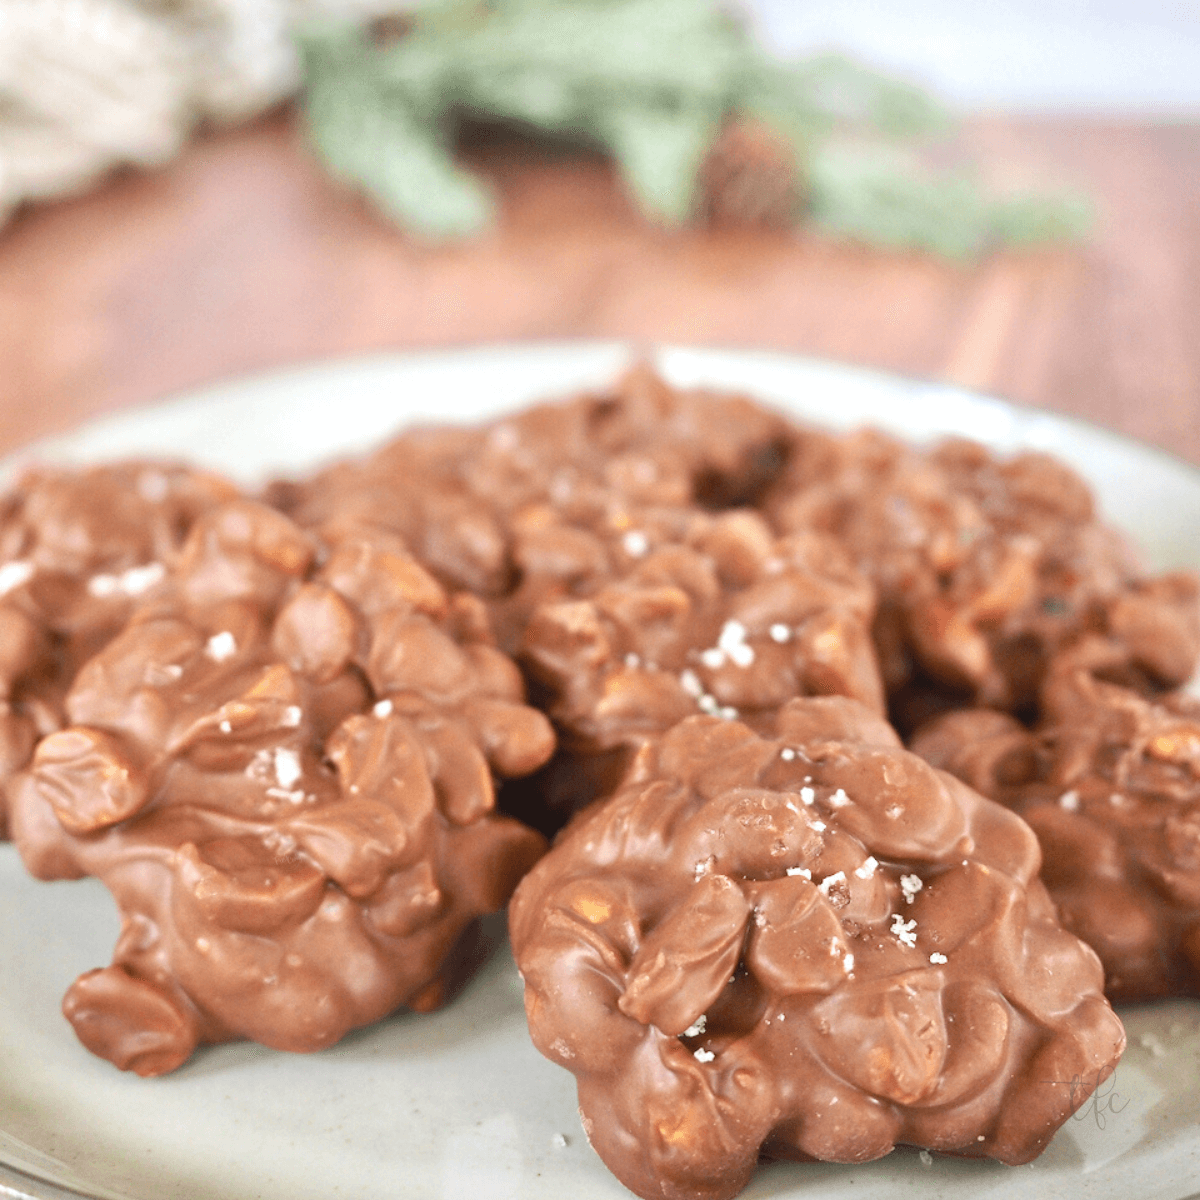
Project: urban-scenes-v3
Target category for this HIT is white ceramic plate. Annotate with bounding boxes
[2,343,1198,1200]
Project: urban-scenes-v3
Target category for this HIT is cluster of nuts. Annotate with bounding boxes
[2,367,1198,1200]
[7,498,553,1074]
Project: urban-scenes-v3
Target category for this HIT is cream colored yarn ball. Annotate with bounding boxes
[0,0,395,223]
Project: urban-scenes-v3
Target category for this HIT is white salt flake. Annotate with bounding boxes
[700,648,725,670]
[0,560,34,595]
[891,914,918,948]
[274,747,302,789]
[929,952,948,965]
[769,623,791,643]
[266,787,306,804]
[843,952,855,973]
[88,561,165,599]
[829,788,851,808]
[679,669,703,698]
[1059,789,1080,811]
[693,1048,715,1063]
[728,642,755,668]
[919,1150,933,1167]
[282,705,302,727]
[799,786,815,806]
[218,720,232,734]
[818,871,846,896]
[900,874,924,904]
[698,693,720,714]
[373,698,393,717]
[205,631,237,661]
[622,530,649,558]
[780,747,796,761]
[810,820,826,832]
[624,652,641,669]
[785,866,812,879]
[1109,792,1125,806]
[121,562,165,595]
[854,856,879,880]
[717,620,748,653]
[718,706,738,720]
[551,1133,569,1149]
[682,1015,707,1037]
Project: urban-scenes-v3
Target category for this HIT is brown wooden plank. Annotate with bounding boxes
[0,109,1196,466]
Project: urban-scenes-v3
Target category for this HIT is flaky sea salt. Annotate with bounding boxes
[622,530,649,557]
[0,560,34,595]
[818,871,846,896]
[205,631,237,661]
[274,747,302,789]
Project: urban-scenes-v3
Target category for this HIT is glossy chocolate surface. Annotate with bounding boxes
[914,637,1200,1002]
[8,501,553,1073]
[511,698,1125,1200]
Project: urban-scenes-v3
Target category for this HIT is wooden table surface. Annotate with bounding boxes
[1,109,1197,466]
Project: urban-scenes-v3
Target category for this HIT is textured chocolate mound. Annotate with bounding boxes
[511,697,1124,1200]
[8,499,554,1074]
[766,429,1200,727]
[914,637,1200,1002]
[0,462,239,833]
[521,517,883,752]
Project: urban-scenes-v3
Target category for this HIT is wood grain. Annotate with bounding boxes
[1,109,1197,465]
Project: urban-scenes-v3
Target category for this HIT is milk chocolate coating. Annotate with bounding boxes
[913,637,1200,1001]
[274,364,796,638]
[8,499,554,1074]
[767,429,1200,722]
[0,462,239,833]
[520,515,884,753]
[510,698,1124,1200]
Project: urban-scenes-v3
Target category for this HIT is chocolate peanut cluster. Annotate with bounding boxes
[521,520,883,753]
[7,499,553,1074]
[0,462,238,832]
[3,367,1198,1199]
[913,637,1200,1001]
[767,428,1200,730]
[276,364,796,641]
[510,698,1125,1200]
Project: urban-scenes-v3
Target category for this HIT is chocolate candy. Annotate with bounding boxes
[8,499,554,1074]
[521,517,883,753]
[913,636,1200,1001]
[510,697,1124,1200]
[0,462,238,832]
[767,428,1200,724]
[275,365,796,630]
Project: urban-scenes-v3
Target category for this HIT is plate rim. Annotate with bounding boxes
[2,340,1199,1200]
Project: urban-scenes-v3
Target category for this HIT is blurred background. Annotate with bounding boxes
[0,0,1197,462]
